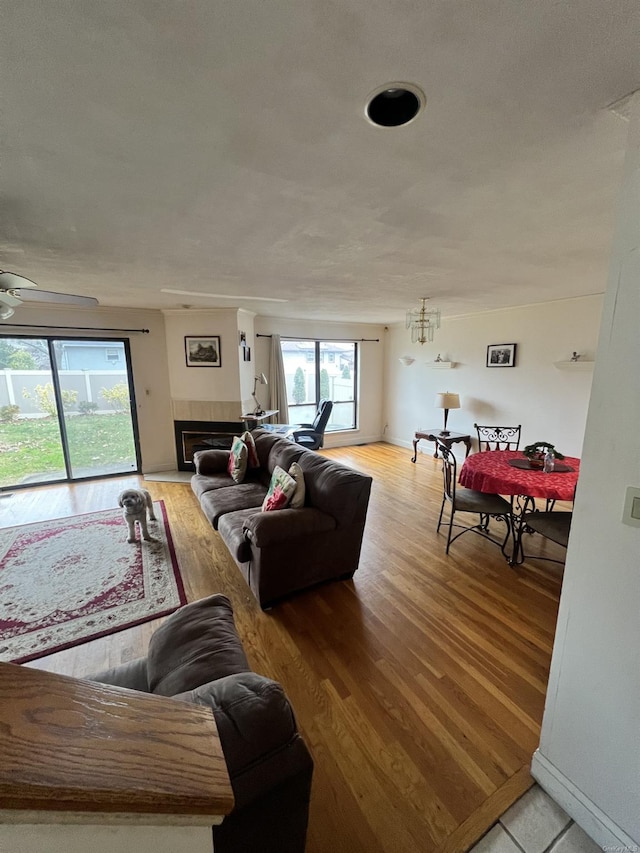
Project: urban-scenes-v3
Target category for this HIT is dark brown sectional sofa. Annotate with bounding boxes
[191,428,372,608]
[90,594,313,853]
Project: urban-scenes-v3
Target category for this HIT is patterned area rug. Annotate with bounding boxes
[0,501,186,664]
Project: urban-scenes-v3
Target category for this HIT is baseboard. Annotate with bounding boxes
[531,750,638,850]
[322,433,384,448]
[386,436,413,450]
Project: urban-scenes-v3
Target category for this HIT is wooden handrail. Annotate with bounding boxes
[0,663,234,819]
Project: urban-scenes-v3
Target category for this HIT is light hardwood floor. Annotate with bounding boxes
[1,443,568,853]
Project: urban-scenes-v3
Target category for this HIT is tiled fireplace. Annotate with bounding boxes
[174,420,240,470]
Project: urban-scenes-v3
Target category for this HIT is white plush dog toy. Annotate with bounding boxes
[117,488,157,543]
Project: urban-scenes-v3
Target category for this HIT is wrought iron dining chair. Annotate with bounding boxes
[514,483,576,564]
[436,443,513,555]
[474,423,522,451]
[515,510,573,565]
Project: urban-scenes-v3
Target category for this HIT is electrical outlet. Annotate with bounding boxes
[622,486,640,527]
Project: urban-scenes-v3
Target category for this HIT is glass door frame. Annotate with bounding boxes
[0,334,142,490]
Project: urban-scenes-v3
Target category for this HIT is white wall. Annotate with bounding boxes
[0,823,214,853]
[384,295,602,458]
[1,303,175,472]
[163,309,241,404]
[531,102,640,847]
[237,309,256,413]
[253,317,386,447]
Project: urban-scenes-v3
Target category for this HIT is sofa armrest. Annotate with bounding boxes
[194,449,230,475]
[242,507,336,547]
[173,673,313,813]
[86,656,150,692]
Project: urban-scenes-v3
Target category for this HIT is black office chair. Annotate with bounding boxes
[287,399,333,450]
[474,424,522,451]
[437,443,513,556]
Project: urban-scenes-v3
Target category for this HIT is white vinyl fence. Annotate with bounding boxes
[0,370,129,417]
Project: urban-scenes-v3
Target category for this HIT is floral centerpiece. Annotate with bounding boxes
[522,442,565,469]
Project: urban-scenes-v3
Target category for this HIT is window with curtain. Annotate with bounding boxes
[280,339,357,430]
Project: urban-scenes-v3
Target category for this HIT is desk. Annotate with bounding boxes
[412,429,472,462]
[240,410,278,430]
[459,450,580,564]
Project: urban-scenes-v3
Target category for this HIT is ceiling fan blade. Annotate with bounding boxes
[0,271,38,290]
[0,290,23,308]
[16,289,99,307]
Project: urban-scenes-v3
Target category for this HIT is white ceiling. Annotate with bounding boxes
[1,1,639,324]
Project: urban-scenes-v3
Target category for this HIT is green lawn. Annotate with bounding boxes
[0,414,137,487]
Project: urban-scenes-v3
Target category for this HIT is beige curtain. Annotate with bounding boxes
[269,334,289,423]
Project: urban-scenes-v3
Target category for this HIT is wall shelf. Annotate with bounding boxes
[428,361,456,369]
[553,361,594,371]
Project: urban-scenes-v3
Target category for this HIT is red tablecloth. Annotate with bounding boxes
[459,450,579,501]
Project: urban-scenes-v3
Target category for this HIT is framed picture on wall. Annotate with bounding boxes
[486,342,517,367]
[243,346,251,362]
[185,336,222,367]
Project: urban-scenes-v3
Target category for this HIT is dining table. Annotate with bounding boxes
[458,449,580,564]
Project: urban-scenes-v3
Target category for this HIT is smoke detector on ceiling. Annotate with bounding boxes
[365,83,426,128]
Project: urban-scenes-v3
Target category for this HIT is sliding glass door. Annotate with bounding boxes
[0,336,140,489]
[0,337,66,487]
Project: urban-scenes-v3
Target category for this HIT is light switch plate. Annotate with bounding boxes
[622,486,640,527]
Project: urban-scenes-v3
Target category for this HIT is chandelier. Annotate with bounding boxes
[406,297,441,344]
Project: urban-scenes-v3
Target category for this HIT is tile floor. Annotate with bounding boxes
[469,785,603,853]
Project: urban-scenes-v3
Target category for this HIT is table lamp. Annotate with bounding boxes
[252,373,268,415]
[435,392,460,435]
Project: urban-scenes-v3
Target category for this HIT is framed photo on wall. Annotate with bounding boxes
[486,342,517,368]
[185,336,221,367]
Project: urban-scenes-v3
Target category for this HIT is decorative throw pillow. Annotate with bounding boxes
[227,437,248,483]
[288,462,305,508]
[241,430,259,469]
[261,465,297,512]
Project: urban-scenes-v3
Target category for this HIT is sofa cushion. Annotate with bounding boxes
[241,430,260,468]
[218,508,256,563]
[146,594,250,696]
[262,465,297,511]
[252,429,284,468]
[288,462,305,508]
[228,436,249,483]
[193,449,230,476]
[296,452,372,526]
[191,471,235,499]
[266,440,304,477]
[243,507,336,547]
[200,482,268,528]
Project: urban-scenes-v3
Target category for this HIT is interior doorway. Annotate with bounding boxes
[0,336,140,489]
